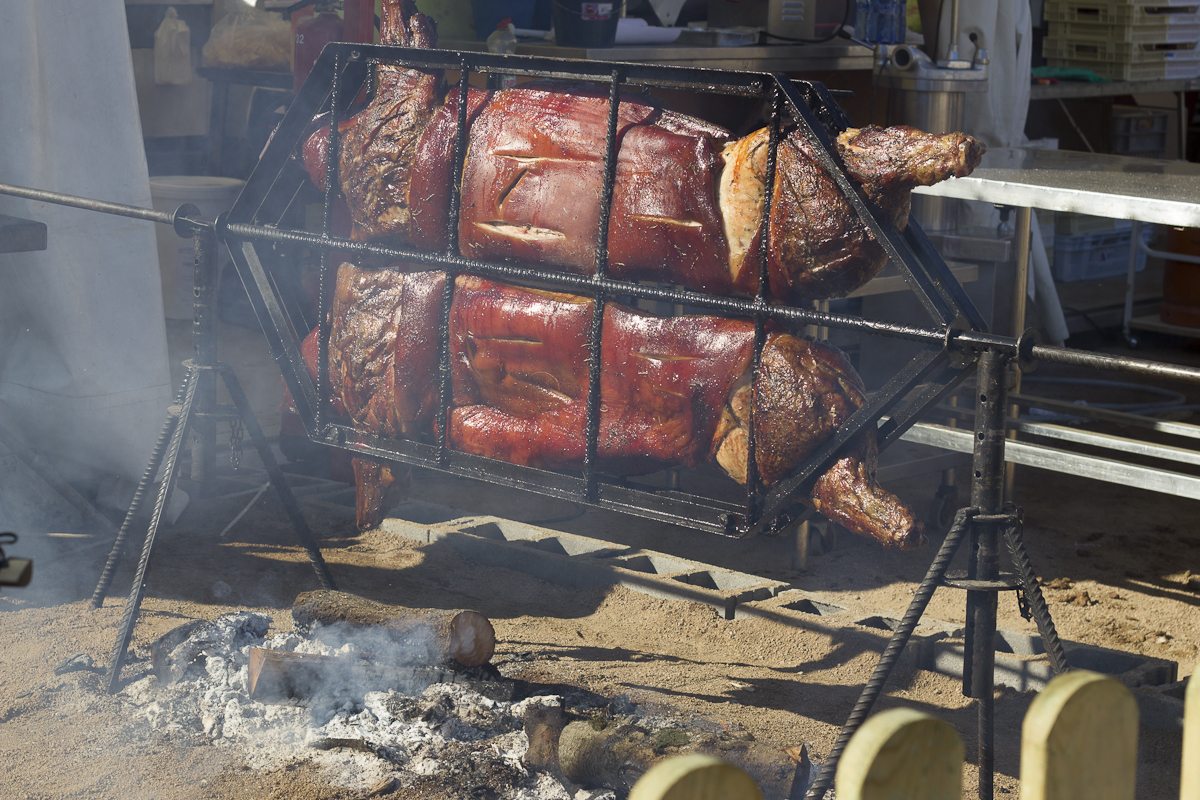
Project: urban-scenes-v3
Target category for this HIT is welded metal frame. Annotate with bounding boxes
[223,43,985,538]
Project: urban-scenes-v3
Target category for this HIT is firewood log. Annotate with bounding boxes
[292,589,496,667]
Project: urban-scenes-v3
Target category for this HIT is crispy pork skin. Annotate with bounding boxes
[311,268,920,547]
[299,1,983,303]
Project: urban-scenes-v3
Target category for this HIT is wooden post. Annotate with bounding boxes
[834,707,963,800]
[628,754,762,800]
[1020,670,1138,800]
[1183,662,1199,800]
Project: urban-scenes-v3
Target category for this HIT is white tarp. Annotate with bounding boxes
[941,0,1071,344]
[0,0,171,527]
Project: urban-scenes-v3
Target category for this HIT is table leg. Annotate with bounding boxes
[1178,91,1188,161]
[1122,220,1143,347]
[1005,206,1032,502]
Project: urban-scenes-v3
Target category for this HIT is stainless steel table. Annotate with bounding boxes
[912,146,1200,227]
[909,147,1200,501]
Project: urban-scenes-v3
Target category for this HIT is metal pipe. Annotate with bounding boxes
[1009,392,1200,441]
[0,181,204,230]
[6,180,1200,389]
[967,349,1009,800]
[190,231,219,489]
[902,420,1200,501]
[107,365,198,692]
[946,0,961,62]
[1029,343,1200,383]
[1006,207,1033,502]
[1123,221,1143,345]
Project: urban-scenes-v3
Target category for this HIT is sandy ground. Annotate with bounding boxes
[1,435,1195,800]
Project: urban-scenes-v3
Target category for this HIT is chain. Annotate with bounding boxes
[1017,588,1032,621]
[229,415,244,471]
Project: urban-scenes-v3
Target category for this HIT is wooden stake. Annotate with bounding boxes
[629,754,762,800]
[1182,661,1198,800]
[1020,670,1137,800]
[835,707,962,800]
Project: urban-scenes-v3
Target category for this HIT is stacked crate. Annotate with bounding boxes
[1043,0,1200,80]
[1050,214,1152,282]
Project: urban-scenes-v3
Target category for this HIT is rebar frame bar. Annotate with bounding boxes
[221,44,999,539]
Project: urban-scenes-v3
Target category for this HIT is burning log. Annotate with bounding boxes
[292,589,496,667]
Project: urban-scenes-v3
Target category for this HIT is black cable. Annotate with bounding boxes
[763,0,853,45]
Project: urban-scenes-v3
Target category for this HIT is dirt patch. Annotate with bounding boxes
[0,460,1194,798]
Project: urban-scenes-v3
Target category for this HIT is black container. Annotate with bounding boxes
[553,1,619,47]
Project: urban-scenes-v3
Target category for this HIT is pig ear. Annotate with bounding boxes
[380,0,438,49]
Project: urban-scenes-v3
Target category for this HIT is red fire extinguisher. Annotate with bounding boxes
[292,1,343,91]
[290,0,375,92]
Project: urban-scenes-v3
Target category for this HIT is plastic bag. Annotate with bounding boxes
[154,7,193,85]
[202,8,292,70]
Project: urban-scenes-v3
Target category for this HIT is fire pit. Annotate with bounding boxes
[117,595,786,799]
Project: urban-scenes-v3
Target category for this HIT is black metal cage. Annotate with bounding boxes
[223,43,990,539]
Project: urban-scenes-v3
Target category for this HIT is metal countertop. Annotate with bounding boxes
[912,147,1200,227]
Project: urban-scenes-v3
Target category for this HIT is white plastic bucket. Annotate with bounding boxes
[149,175,244,319]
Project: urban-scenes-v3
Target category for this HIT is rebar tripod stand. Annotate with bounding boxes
[89,213,335,693]
[802,348,1070,800]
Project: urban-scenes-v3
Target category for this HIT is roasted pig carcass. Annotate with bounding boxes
[286,0,982,546]
[303,266,919,548]
[302,1,983,303]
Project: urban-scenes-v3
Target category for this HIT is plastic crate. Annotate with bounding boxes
[1051,225,1150,282]
[1043,35,1200,62]
[1046,55,1200,79]
[1056,214,1132,235]
[1110,105,1170,155]
[1045,0,1200,27]
[1047,18,1200,42]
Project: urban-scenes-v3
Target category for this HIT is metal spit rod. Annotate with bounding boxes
[4,179,1200,391]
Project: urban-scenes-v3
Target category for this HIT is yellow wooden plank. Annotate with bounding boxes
[835,707,963,800]
[1021,670,1138,800]
[628,754,762,800]
[1183,664,1199,800]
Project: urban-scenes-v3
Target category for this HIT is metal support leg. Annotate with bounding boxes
[218,363,335,590]
[802,506,975,800]
[191,231,219,490]
[90,381,188,607]
[1006,207,1032,504]
[1003,518,1070,675]
[966,349,1009,800]
[106,366,198,692]
[1178,90,1188,161]
[1122,220,1143,348]
[805,351,1036,800]
[102,218,334,690]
